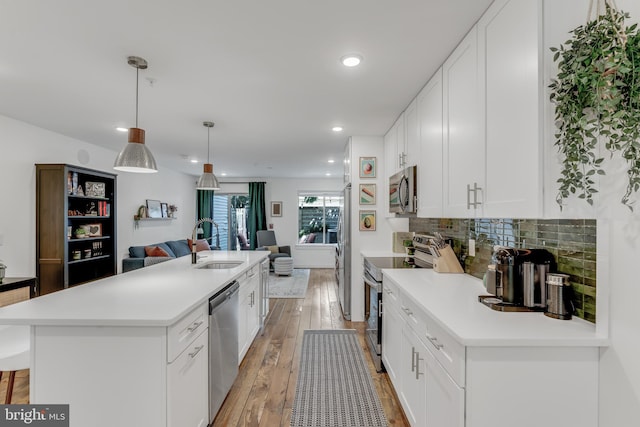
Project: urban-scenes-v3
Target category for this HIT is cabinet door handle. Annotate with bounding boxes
[402,307,412,316]
[415,352,424,380]
[466,184,472,209]
[411,346,416,372]
[188,344,205,358]
[426,334,444,350]
[187,320,203,333]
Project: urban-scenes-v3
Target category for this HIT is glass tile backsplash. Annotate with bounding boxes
[408,218,597,323]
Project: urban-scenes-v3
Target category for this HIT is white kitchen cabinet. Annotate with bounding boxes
[478,0,542,217]
[400,323,428,427]
[381,278,402,388]
[238,264,260,361]
[417,68,444,217]
[443,25,484,217]
[424,342,464,427]
[167,328,209,427]
[382,271,600,427]
[404,98,420,169]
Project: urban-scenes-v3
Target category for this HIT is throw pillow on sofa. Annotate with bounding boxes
[266,245,279,254]
[145,246,171,257]
[187,238,211,252]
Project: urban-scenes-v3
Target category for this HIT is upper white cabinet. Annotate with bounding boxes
[442,26,484,218]
[404,98,420,169]
[478,0,542,217]
[417,69,444,217]
[403,0,542,219]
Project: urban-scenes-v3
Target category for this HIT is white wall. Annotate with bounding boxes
[265,177,343,268]
[542,1,640,425]
[348,136,409,321]
[0,114,196,276]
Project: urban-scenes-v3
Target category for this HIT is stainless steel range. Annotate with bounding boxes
[363,256,417,372]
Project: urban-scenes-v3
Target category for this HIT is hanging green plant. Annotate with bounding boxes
[549,0,640,210]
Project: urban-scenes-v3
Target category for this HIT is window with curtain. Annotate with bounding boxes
[297,192,341,244]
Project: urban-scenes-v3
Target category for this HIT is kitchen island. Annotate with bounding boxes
[0,250,269,427]
[381,268,607,427]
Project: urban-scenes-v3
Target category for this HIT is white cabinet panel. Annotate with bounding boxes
[417,69,444,217]
[381,283,402,388]
[167,329,209,427]
[239,268,260,362]
[400,325,428,427]
[425,344,464,427]
[443,26,484,217]
[479,0,542,217]
[404,98,420,168]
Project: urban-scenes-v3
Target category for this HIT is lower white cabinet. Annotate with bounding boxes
[382,275,599,427]
[382,279,403,387]
[400,325,428,426]
[424,342,464,427]
[167,328,209,427]
[238,264,261,361]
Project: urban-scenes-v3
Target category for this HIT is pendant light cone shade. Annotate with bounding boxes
[114,56,158,173]
[196,121,220,190]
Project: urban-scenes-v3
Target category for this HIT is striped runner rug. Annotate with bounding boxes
[291,329,388,427]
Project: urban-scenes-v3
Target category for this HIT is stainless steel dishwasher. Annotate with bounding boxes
[208,280,240,423]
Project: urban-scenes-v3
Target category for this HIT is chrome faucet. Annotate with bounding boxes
[191,217,220,264]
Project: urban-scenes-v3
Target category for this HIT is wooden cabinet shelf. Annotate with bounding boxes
[36,164,117,296]
[68,255,112,265]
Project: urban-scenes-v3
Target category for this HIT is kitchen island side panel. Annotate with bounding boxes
[465,346,599,427]
[31,325,167,427]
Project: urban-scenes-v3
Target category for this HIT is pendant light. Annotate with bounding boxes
[114,56,158,173]
[196,121,220,190]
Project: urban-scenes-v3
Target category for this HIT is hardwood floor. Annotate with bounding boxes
[1,268,408,426]
[214,268,409,427]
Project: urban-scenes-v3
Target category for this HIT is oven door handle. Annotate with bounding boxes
[363,272,381,291]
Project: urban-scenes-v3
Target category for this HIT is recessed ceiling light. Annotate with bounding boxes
[116,127,128,132]
[341,54,362,67]
[325,173,331,176]
[328,159,335,163]
[221,172,227,176]
[332,126,343,132]
[190,159,199,164]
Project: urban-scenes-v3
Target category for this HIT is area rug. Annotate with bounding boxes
[291,329,388,427]
[268,269,310,298]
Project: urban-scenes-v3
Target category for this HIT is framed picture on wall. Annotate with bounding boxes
[359,210,376,231]
[271,201,283,217]
[359,183,376,205]
[359,157,376,178]
[146,199,162,218]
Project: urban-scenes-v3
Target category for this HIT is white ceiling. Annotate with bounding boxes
[0,0,493,179]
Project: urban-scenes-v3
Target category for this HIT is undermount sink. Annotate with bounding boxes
[195,260,244,269]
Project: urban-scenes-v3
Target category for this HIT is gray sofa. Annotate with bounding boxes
[122,239,193,272]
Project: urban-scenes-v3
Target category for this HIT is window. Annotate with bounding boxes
[207,194,250,250]
[298,192,341,244]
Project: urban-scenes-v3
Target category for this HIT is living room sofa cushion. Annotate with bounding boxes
[187,238,211,252]
[129,242,175,259]
[166,240,191,257]
[145,246,171,257]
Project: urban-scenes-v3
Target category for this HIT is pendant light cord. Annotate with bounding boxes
[135,67,139,128]
[207,126,211,163]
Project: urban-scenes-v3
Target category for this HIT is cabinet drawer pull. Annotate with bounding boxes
[415,352,424,380]
[426,334,444,350]
[411,346,416,372]
[187,320,204,332]
[188,344,205,358]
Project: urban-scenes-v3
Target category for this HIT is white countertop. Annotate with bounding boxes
[0,251,269,327]
[382,269,608,347]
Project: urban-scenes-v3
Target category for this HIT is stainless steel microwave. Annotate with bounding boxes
[389,166,417,214]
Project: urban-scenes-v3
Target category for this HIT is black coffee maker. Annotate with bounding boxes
[485,246,555,307]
